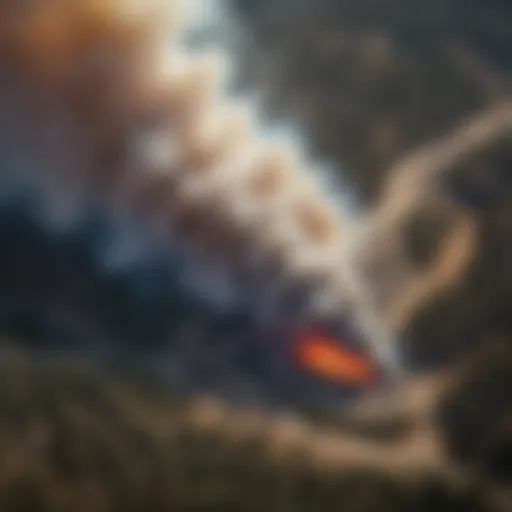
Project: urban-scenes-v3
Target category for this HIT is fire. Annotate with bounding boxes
[294,330,375,386]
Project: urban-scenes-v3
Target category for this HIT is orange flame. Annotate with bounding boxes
[294,331,375,386]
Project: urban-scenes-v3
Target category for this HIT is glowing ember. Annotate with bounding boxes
[294,331,375,386]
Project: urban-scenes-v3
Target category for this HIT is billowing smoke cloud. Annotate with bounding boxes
[0,0,395,370]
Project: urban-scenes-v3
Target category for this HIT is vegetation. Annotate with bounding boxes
[0,354,496,512]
